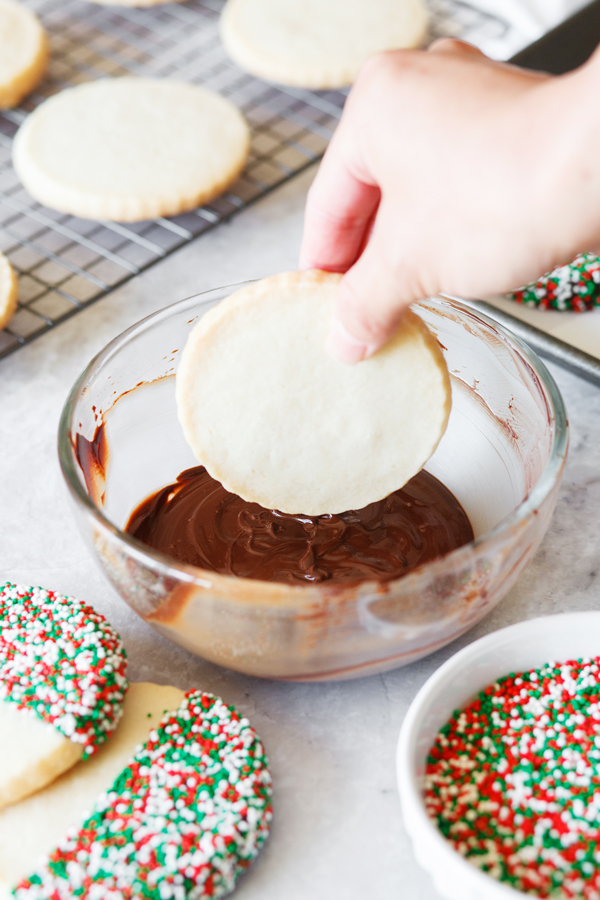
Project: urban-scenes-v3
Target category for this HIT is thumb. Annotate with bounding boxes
[325,213,425,364]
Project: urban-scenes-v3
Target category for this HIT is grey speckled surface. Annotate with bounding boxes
[1,164,600,899]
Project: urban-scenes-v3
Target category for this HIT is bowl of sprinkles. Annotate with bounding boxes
[397,612,600,900]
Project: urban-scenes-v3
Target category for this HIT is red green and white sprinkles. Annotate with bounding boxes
[509,253,600,311]
[424,657,600,898]
[0,583,127,758]
[14,690,273,900]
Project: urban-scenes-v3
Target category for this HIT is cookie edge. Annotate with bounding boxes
[0,253,18,330]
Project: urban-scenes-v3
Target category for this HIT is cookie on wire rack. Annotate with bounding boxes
[0,251,17,330]
[0,583,128,810]
[12,78,250,223]
[12,690,273,900]
[0,0,48,110]
[509,252,600,311]
[221,0,429,89]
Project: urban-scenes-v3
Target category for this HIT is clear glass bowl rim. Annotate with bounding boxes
[57,286,569,594]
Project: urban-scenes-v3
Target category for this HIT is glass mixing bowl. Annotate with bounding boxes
[58,288,568,681]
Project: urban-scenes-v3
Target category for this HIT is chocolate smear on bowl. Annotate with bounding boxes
[75,423,108,507]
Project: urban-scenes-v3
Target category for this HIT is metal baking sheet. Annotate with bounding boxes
[460,297,600,387]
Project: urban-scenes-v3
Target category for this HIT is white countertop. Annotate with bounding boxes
[2,165,600,900]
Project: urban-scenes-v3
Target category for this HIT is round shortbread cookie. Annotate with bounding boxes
[12,77,250,222]
[220,0,429,89]
[176,270,451,516]
[13,689,272,900]
[0,0,48,110]
[0,252,17,330]
[0,583,128,809]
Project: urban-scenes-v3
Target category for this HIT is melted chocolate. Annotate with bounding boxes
[125,466,473,586]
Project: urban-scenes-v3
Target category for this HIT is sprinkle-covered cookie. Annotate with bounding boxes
[0,683,185,892]
[0,583,128,809]
[14,689,273,900]
[509,252,600,311]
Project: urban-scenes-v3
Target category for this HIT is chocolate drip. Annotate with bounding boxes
[125,466,473,586]
[75,423,108,507]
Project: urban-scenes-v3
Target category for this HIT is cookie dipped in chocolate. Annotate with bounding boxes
[125,466,473,586]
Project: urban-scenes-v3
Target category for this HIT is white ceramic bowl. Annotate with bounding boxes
[396,612,600,900]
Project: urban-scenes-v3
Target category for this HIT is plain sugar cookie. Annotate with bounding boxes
[221,0,429,89]
[176,270,452,516]
[0,252,17,330]
[0,583,128,809]
[12,77,250,222]
[11,690,272,900]
[0,0,48,110]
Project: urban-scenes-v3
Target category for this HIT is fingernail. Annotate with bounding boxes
[325,319,374,364]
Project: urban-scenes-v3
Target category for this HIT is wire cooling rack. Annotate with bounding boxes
[0,0,508,360]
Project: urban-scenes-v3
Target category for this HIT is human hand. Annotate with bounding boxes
[300,40,600,362]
